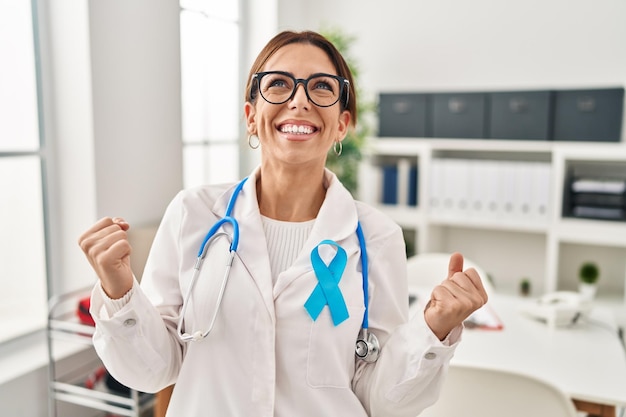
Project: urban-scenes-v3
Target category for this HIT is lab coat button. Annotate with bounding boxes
[123,318,136,327]
[424,352,437,360]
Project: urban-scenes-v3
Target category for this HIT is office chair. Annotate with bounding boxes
[420,364,579,417]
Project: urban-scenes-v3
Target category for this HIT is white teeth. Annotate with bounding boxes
[280,124,314,134]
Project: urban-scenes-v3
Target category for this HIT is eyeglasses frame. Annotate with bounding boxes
[250,71,350,109]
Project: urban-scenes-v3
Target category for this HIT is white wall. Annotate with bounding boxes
[88,1,183,223]
[44,0,183,298]
[278,0,626,97]
[41,0,96,298]
[239,0,279,174]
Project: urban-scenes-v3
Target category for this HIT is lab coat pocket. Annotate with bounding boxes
[306,304,364,389]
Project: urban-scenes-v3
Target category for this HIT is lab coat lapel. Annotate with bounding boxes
[210,168,276,323]
[210,169,360,313]
[273,169,359,298]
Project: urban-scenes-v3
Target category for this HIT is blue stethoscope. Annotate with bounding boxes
[176,178,380,363]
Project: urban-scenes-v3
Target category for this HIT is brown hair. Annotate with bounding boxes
[245,30,357,126]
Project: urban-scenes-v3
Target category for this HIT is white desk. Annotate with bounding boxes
[411,290,626,415]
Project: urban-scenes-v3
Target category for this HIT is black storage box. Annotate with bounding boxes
[432,92,486,139]
[488,91,552,140]
[553,88,624,142]
[378,93,430,138]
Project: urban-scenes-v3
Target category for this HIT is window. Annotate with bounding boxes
[179,0,241,188]
[0,0,48,343]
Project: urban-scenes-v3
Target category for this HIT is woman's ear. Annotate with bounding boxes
[337,109,352,141]
[244,101,256,133]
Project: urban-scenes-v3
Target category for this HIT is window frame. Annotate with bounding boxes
[0,0,51,345]
[179,1,242,189]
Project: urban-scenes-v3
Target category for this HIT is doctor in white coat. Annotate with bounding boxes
[79,30,488,417]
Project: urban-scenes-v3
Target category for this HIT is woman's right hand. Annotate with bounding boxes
[78,217,134,299]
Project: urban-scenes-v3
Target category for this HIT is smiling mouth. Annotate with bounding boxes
[278,124,317,135]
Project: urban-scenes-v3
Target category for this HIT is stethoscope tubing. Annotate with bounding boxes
[197,217,239,255]
[177,179,248,342]
[355,223,369,330]
[178,231,236,342]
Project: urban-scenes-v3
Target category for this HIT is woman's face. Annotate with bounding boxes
[245,43,351,169]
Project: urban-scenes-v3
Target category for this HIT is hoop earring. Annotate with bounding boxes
[248,134,260,150]
[333,140,343,156]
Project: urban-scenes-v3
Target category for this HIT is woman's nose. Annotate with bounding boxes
[289,83,311,109]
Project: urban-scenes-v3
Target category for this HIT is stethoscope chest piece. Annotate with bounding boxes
[355,328,380,363]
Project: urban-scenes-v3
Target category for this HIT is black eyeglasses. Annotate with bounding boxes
[250,71,350,108]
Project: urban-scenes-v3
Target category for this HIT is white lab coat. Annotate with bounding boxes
[90,167,461,417]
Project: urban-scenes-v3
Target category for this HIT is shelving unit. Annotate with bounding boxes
[47,287,154,417]
[359,138,626,306]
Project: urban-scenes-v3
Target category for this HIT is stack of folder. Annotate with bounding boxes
[381,159,419,207]
[428,158,552,222]
[567,177,626,220]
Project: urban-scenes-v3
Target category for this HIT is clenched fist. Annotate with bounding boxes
[424,252,488,340]
[78,217,134,299]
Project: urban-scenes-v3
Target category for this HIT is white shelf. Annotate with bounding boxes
[428,215,549,234]
[556,218,626,247]
[372,137,625,154]
[361,137,626,301]
[374,204,422,226]
[368,138,427,155]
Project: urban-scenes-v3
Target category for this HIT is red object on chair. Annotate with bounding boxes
[77,296,95,326]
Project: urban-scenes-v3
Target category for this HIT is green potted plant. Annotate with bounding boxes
[578,261,599,300]
[519,277,531,297]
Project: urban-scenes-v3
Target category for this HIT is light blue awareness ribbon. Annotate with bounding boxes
[304,240,350,326]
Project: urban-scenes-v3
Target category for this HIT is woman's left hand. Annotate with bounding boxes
[424,252,488,340]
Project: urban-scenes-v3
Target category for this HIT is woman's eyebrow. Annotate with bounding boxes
[266,70,338,79]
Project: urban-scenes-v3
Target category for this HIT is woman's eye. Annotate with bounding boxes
[312,80,333,91]
[265,76,291,89]
[270,79,288,88]
[315,81,333,90]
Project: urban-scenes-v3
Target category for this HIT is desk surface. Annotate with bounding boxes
[411,290,626,408]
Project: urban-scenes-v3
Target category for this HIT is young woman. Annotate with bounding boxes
[79,30,487,417]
